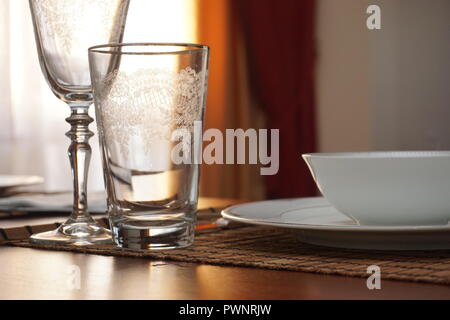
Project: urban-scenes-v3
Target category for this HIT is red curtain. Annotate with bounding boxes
[235,0,318,198]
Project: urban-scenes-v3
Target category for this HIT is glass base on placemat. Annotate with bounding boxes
[30,219,112,246]
[110,217,196,251]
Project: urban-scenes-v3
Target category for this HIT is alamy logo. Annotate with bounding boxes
[99,67,280,176]
[367,5,381,30]
[171,121,280,176]
[366,265,381,290]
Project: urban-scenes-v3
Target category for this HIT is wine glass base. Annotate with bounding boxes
[30,221,112,246]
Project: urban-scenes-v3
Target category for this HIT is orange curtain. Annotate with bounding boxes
[197,0,265,200]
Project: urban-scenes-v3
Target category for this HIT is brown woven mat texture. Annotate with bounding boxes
[1,208,450,285]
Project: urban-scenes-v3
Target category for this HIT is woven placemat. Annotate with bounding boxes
[1,208,450,285]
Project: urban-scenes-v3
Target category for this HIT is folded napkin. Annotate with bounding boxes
[0,191,107,214]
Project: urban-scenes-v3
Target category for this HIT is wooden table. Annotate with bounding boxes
[1,197,450,300]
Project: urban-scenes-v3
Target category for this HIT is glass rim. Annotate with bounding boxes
[88,42,209,55]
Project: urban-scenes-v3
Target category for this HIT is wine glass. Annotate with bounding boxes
[28,0,130,245]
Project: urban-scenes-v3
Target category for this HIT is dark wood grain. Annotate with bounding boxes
[0,198,449,300]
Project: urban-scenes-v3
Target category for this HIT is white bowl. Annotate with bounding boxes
[303,151,450,226]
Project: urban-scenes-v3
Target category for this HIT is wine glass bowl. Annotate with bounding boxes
[28,0,130,245]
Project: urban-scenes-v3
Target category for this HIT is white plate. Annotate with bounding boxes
[221,197,450,250]
[0,175,44,190]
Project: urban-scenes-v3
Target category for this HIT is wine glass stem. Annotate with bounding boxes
[65,106,94,222]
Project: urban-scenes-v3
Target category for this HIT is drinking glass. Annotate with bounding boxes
[89,43,209,250]
[28,0,130,245]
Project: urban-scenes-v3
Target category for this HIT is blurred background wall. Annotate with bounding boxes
[317,0,450,152]
[0,0,449,199]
